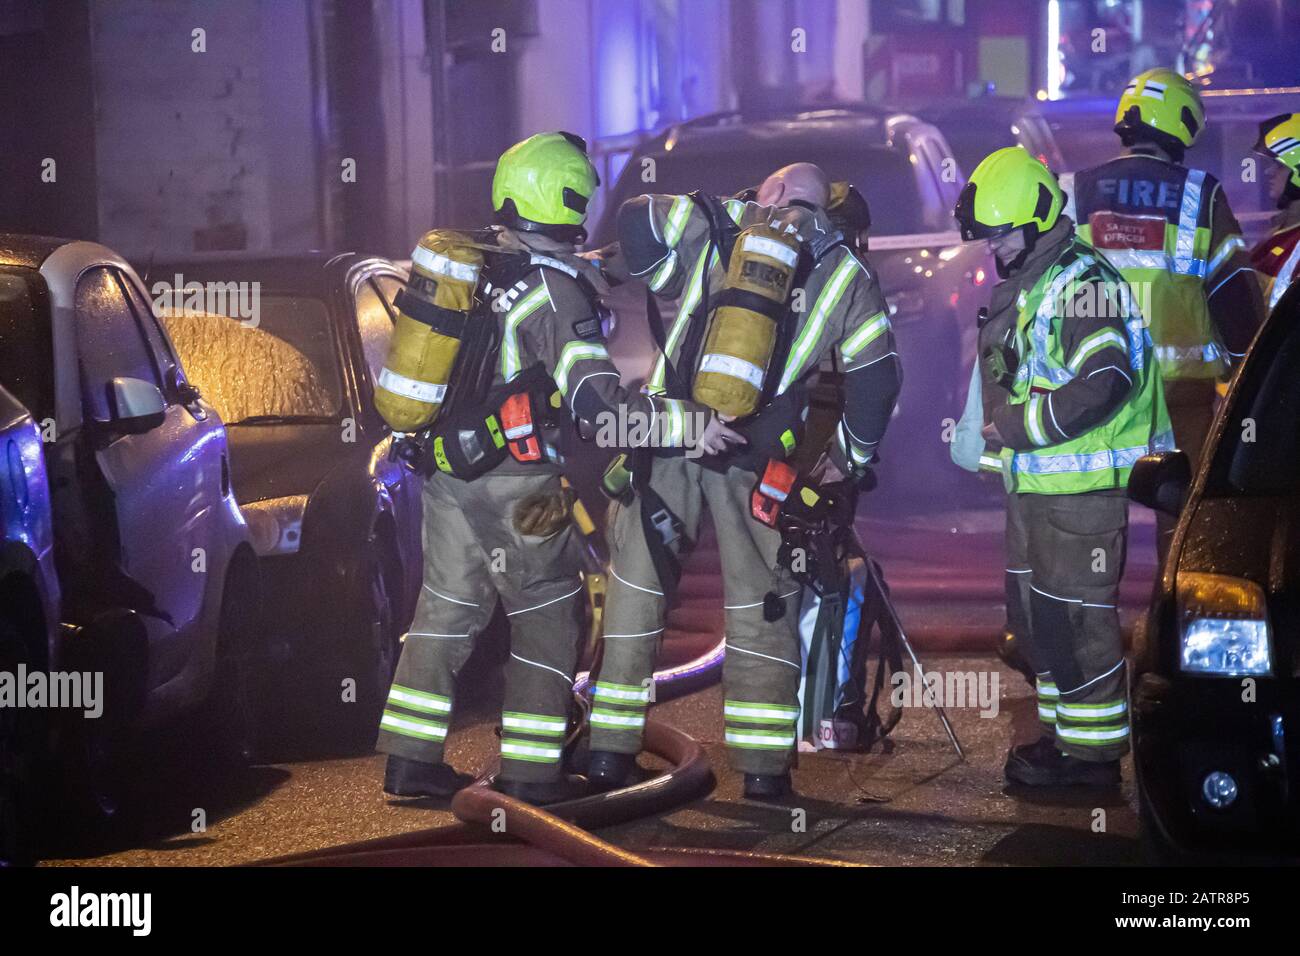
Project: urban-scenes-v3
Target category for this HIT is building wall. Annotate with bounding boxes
[65,0,874,254]
[373,0,437,250]
[89,0,276,255]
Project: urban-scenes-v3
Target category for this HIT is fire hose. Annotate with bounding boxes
[262,717,709,867]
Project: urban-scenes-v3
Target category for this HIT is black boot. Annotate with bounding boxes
[586,750,637,792]
[1005,744,1121,788]
[383,755,474,798]
[1003,734,1057,778]
[494,775,587,806]
[743,772,793,802]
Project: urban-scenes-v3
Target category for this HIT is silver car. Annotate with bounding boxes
[0,235,259,853]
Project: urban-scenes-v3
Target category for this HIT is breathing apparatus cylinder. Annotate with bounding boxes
[374,230,484,433]
[692,224,801,418]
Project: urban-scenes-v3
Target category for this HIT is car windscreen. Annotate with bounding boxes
[1206,286,1300,497]
[607,145,925,237]
[159,295,343,426]
[0,267,54,423]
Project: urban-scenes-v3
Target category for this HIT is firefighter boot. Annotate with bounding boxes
[494,775,588,806]
[586,751,637,792]
[1003,735,1057,780]
[743,772,793,802]
[1005,745,1121,788]
[383,755,474,798]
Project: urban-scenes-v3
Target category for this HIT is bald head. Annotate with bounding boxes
[757,163,831,209]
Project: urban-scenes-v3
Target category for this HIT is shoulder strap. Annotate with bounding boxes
[447,248,533,412]
[756,238,849,410]
[687,190,741,269]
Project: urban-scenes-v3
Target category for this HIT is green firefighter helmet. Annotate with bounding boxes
[492,131,600,240]
[1255,112,1300,192]
[1114,68,1206,152]
[953,147,1064,243]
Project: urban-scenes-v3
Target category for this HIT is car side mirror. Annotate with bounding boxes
[1128,451,1191,516]
[107,376,166,434]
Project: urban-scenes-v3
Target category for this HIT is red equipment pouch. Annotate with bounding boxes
[500,391,542,463]
[751,459,797,527]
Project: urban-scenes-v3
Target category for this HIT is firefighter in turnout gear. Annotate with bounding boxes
[376,132,705,805]
[1057,68,1264,560]
[1250,113,1300,312]
[954,147,1173,787]
[586,164,902,800]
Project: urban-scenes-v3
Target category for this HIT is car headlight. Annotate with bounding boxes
[1177,572,1272,676]
[241,494,308,556]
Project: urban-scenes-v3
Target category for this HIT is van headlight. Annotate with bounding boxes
[1177,572,1272,676]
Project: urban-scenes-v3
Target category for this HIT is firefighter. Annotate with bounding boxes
[1057,68,1264,559]
[585,163,902,800]
[954,147,1173,787]
[1250,113,1300,311]
[376,132,709,805]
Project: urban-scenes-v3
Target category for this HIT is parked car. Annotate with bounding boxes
[1128,279,1300,863]
[0,378,61,864]
[914,96,1066,178]
[0,235,260,846]
[588,106,996,500]
[145,253,424,750]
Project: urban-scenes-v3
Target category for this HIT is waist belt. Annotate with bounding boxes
[398,365,561,480]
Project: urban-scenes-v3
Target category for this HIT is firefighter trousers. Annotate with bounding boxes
[376,470,585,783]
[1006,489,1130,762]
[591,455,804,776]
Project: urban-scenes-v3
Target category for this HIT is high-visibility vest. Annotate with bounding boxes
[1251,222,1300,313]
[1062,157,1231,382]
[1002,240,1174,496]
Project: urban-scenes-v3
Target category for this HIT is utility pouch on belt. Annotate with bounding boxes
[430,406,507,479]
[375,230,484,433]
[981,336,1018,391]
[495,365,561,465]
[692,224,802,419]
[500,390,545,463]
[750,458,825,529]
[601,453,633,502]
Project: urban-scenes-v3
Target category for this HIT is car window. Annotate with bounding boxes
[1207,290,1300,496]
[605,144,925,237]
[159,296,343,426]
[74,266,163,422]
[1019,114,1066,171]
[913,133,961,229]
[0,267,54,423]
[116,270,180,375]
[355,277,398,385]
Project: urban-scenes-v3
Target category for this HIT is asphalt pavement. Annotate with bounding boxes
[40,652,1139,867]
[39,496,1151,867]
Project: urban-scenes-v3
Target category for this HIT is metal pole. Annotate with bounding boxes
[865,558,965,760]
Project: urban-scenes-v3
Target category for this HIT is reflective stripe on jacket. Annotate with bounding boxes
[1062,155,1250,381]
[1251,221,1300,312]
[624,194,900,471]
[999,238,1174,495]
